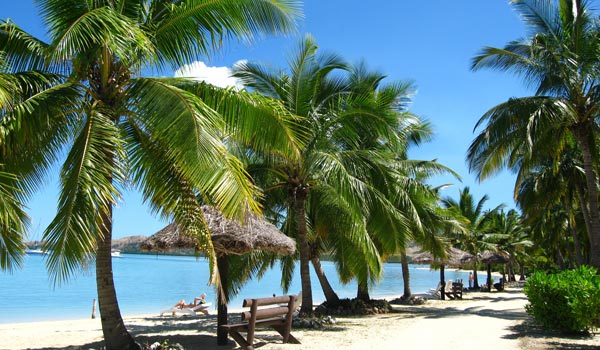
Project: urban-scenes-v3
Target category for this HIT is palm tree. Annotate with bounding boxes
[516,146,589,266]
[0,1,300,348]
[308,63,459,302]
[399,187,459,298]
[468,0,600,268]
[234,36,415,313]
[0,55,35,271]
[485,209,532,281]
[442,187,501,288]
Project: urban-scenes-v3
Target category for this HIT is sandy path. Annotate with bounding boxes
[1,286,593,350]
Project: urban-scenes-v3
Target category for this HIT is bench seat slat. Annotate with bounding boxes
[220,317,286,332]
[242,306,289,321]
[221,293,300,350]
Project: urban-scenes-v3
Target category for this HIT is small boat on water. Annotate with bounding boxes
[111,249,122,257]
[25,249,48,255]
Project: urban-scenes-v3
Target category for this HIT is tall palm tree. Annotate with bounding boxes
[0,1,300,348]
[234,36,411,313]
[442,187,501,288]
[485,209,532,280]
[516,146,589,265]
[304,63,458,303]
[468,0,600,268]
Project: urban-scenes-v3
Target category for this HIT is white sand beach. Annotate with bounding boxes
[1,286,598,350]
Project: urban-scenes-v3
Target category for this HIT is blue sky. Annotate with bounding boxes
[4,1,530,240]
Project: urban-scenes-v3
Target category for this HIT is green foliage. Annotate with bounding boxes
[523,266,600,334]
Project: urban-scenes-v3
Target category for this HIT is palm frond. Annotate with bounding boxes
[43,108,123,285]
[0,171,28,271]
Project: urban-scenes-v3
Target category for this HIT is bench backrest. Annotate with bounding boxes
[241,295,296,322]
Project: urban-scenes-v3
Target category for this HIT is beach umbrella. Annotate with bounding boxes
[412,247,475,300]
[140,205,296,255]
[140,205,296,345]
[479,250,510,292]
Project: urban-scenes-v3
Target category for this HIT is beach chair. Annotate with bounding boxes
[444,280,456,299]
[159,302,212,316]
[426,282,443,298]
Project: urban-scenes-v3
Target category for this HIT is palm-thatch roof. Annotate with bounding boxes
[479,250,510,264]
[140,206,296,256]
[412,247,475,267]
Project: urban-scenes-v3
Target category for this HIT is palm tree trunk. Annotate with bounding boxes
[311,256,340,305]
[519,264,526,280]
[400,252,411,298]
[439,265,446,300]
[555,249,566,270]
[572,127,600,269]
[472,265,479,289]
[486,264,492,292]
[294,189,313,315]
[217,255,229,346]
[356,279,370,301]
[96,206,139,350]
[568,216,585,266]
[575,185,592,263]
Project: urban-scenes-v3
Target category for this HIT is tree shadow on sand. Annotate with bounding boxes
[504,317,600,349]
[390,304,528,323]
[23,313,353,350]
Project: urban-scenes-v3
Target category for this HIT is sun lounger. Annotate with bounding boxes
[426,282,443,298]
[160,302,212,316]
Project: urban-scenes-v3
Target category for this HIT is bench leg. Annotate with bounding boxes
[271,325,301,344]
[229,331,252,350]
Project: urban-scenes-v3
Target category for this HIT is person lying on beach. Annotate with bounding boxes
[173,293,208,314]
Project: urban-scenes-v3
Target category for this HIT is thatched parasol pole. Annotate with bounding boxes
[140,206,297,346]
[216,255,229,345]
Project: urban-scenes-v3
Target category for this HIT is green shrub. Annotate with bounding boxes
[523,266,600,334]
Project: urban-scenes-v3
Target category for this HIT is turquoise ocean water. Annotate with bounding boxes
[0,253,483,324]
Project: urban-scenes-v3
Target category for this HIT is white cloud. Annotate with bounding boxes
[174,60,244,90]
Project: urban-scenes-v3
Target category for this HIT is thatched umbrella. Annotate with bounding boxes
[141,206,296,345]
[140,206,295,255]
[480,250,509,292]
[412,247,475,300]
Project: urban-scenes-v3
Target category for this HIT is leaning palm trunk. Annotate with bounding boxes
[400,252,411,298]
[572,127,600,268]
[311,256,340,305]
[96,207,139,350]
[294,190,313,314]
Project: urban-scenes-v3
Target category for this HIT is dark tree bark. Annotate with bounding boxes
[472,264,480,289]
[400,252,411,298]
[572,125,600,269]
[439,265,446,300]
[293,186,313,315]
[217,255,229,345]
[356,280,370,301]
[568,218,585,266]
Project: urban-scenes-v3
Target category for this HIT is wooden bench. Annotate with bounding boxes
[446,282,464,300]
[220,294,301,350]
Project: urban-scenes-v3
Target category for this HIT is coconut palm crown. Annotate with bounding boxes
[468,0,600,268]
[0,1,301,348]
